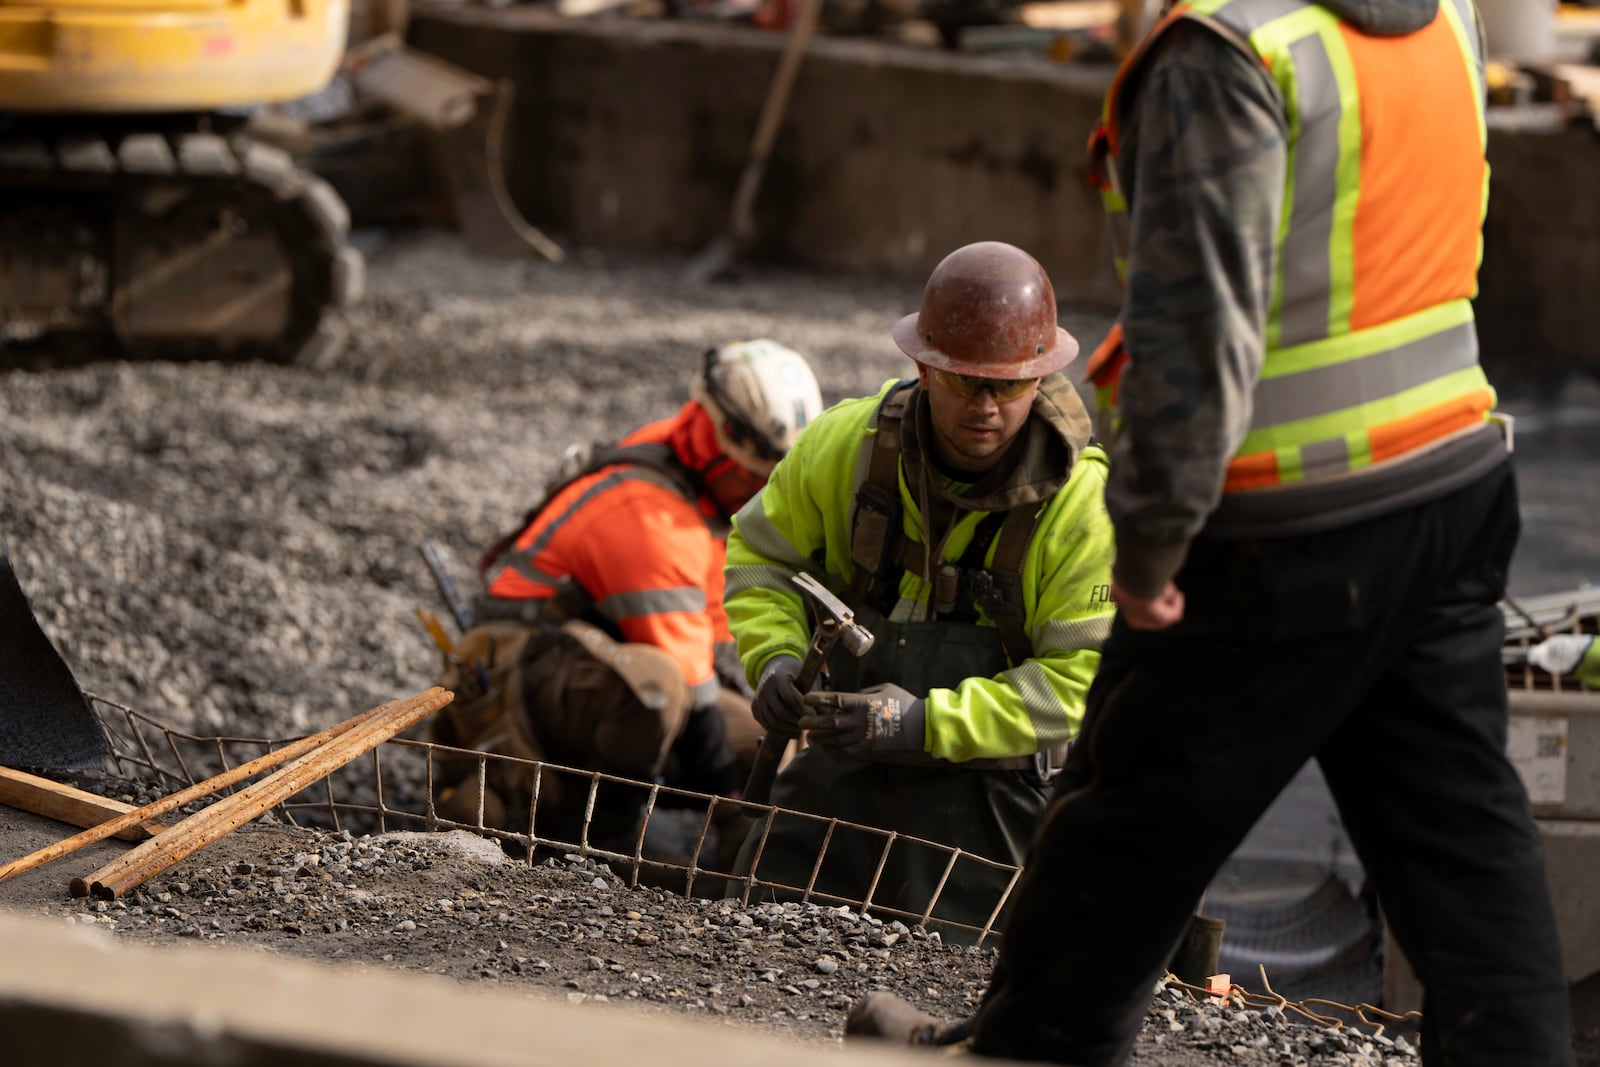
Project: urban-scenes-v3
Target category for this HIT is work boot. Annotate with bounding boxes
[1167,913,1226,986]
[846,992,970,1047]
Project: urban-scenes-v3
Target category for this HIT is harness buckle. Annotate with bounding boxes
[970,570,1020,618]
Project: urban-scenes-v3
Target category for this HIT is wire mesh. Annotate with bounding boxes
[1502,590,1600,692]
[84,690,1017,944]
[77,685,1510,1043]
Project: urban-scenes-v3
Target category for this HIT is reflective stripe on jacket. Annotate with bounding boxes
[1088,0,1494,494]
[725,379,1116,763]
[484,402,730,705]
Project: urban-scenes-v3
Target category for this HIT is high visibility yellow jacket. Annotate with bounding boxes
[1580,640,1600,691]
[484,402,736,707]
[725,377,1117,762]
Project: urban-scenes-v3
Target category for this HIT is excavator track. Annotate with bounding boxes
[0,128,362,370]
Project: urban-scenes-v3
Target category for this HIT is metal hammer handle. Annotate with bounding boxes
[741,616,840,807]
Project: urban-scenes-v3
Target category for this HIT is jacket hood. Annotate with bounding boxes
[1317,0,1436,35]
[625,401,733,477]
[623,400,748,520]
[904,372,1095,514]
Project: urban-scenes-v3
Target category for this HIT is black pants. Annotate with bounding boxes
[970,464,1573,1066]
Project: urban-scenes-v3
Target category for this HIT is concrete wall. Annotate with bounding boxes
[408,7,1600,382]
[408,6,1123,308]
[1479,122,1600,384]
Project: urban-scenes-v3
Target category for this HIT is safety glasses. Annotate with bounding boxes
[929,368,1039,403]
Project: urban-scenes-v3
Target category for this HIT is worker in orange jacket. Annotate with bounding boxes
[431,341,823,853]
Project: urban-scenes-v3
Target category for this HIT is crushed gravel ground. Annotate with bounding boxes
[0,229,1587,1065]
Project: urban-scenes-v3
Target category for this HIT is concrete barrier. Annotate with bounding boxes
[408,5,1122,307]
[408,5,1600,383]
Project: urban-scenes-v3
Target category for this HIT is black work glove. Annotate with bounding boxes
[799,684,925,757]
[751,654,807,735]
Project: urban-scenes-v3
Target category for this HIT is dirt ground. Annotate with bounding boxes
[0,788,1421,1067]
[0,229,1591,1066]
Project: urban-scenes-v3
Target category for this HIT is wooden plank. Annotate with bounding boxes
[0,767,166,842]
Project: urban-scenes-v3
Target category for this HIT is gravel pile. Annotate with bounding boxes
[0,230,982,738]
[5,813,1421,1066]
[0,227,1468,1064]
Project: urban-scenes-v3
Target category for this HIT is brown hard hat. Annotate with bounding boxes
[892,241,1079,378]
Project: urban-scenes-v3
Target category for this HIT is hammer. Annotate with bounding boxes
[741,572,875,806]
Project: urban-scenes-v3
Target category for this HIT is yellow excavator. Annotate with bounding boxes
[0,0,363,367]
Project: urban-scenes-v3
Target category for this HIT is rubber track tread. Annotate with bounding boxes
[0,127,360,368]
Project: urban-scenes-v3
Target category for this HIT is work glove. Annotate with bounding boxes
[751,654,808,735]
[799,684,925,758]
[1527,633,1596,676]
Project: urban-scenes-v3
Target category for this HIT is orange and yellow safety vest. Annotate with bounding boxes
[1087,0,1494,493]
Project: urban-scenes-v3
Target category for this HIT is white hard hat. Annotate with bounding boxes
[692,339,823,474]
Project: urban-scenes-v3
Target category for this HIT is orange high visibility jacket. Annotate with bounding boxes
[484,402,735,706]
[1087,0,1496,497]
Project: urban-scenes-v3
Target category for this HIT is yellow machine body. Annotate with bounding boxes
[0,0,361,368]
[0,0,348,112]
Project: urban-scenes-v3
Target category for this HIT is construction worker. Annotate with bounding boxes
[848,0,1575,1063]
[724,241,1116,936]
[1529,632,1600,689]
[430,340,823,855]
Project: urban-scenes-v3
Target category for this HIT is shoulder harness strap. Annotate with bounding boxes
[846,382,916,609]
[972,504,1041,667]
[479,441,701,578]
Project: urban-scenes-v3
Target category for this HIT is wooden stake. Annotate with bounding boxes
[0,700,394,886]
[0,767,167,842]
[74,687,452,900]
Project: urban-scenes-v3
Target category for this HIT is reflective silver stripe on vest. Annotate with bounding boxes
[1278,31,1342,347]
[724,561,802,597]
[732,494,808,565]
[495,468,659,587]
[1251,320,1478,429]
[1005,660,1077,749]
[1298,435,1350,480]
[690,676,721,706]
[498,552,563,588]
[596,586,707,622]
[1447,0,1485,79]
[1214,0,1305,31]
[888,588,924,624]
[728,491,830,598]
[1032,615,1112,656]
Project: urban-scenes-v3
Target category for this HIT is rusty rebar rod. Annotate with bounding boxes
[0,701,398,886]
[72,687,452,900]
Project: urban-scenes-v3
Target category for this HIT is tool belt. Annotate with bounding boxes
[471,575,595,632]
